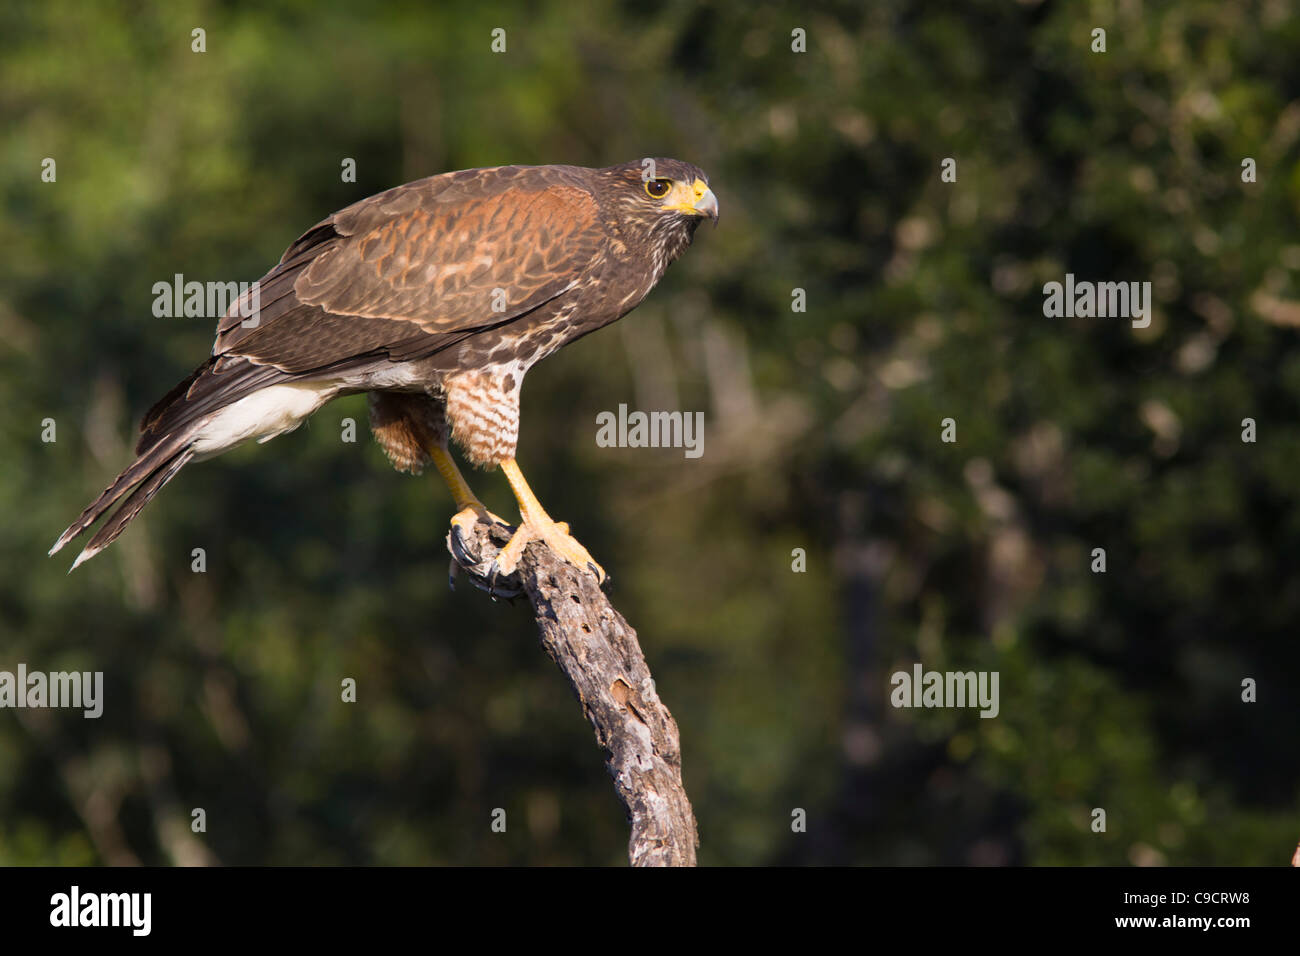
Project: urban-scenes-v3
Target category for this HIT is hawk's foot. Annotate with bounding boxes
[449,502,509,555]
[492,457,607,585]
[492,512,606,585]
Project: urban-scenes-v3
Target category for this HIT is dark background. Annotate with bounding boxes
[2,0,1298,865]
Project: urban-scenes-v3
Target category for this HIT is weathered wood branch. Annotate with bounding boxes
[447,518,698,867]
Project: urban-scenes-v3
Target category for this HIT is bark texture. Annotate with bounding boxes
[448,518,698,866]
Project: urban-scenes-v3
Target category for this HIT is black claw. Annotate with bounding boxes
[448,522,480,569]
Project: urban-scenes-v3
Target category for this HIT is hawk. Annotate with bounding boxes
[50,159,718,582]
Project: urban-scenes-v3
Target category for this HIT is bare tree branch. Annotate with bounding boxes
[447,518,698,867]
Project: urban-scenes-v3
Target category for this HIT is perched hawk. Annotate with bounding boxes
[50,159,718,582]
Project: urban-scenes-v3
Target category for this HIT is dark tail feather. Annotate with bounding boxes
[69,447,195,569]
[49,437,195,568]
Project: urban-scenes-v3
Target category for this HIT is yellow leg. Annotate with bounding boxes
[430,445,481,511]
[429,444,506,538]
[494,458,606,583]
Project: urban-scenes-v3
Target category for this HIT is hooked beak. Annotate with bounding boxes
[666,178,720,223]
[691,180,719,223]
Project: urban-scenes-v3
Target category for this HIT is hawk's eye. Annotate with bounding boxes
[645,178,672,199]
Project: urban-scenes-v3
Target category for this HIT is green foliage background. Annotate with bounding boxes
[1,0,1298,865]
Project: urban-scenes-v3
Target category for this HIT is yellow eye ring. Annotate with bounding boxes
[645,178,672,199]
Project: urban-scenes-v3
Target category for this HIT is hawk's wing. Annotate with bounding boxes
[138,165,606,449]
[216,164,606,367]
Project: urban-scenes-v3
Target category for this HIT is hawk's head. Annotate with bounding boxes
[598,158,718,273]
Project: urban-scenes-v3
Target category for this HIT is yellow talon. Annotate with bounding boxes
[494,458,605,583]
[429,443,603,583]
[450,501,507,534]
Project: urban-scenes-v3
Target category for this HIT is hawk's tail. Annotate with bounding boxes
[50,354,289,570]
[49,434,197,570]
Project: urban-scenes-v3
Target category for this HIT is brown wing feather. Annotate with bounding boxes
[212,165,606,372]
